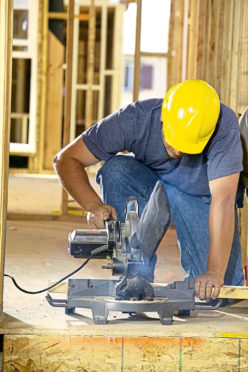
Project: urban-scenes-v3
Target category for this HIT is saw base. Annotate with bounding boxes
[46,278,196,325]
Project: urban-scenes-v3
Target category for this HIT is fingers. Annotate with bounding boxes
[194,277,221,301]
[110,207,118,220]
[102,206,117,221]
[87,212,105,229]
[195,280,212,301]
[87,205,118,228]
[211,284,221,300]
[194,279,201,298]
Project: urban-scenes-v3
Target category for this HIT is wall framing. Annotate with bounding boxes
[168,0,248,279]
[0,0,13,310]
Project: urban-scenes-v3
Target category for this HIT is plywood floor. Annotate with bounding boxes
[1,219,248,339]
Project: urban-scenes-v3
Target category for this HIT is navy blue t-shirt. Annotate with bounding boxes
[82,99,243,203]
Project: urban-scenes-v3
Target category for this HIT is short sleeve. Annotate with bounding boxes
[81,99,160,161]
[207,124,243,181]
[82,105,137,161]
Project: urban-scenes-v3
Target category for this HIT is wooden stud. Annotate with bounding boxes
[44,31,64,170]
[208,0,220,88]
[195,0,207,80]
[112,4,125,112]
[187,0,200,80]
[0,0,13,311]
[28,0,48,172]
[98,5,107,119]
[63,0,75,147]
[61,0,75,215]
[215,0,225,95]
[203,0,211,83]
[85,0,96,129]
[167,0,184,87]
[69,1,79,141]
[133,0,142,102]
[167,0,175,88]
[229,0,242,112]
[220,0,234,106]
[237,0,248,114]
[181,0,189,81]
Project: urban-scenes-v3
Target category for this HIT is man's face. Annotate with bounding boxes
[163,138,183,159]
[161,116,183,159]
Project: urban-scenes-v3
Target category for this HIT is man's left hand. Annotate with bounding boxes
[194,271,224,301]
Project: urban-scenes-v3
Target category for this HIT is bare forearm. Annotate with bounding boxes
[208,197,235,277]
[195,173,239,300]
[53,155,102,211]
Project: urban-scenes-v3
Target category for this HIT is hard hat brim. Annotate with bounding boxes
[163,128,215,154]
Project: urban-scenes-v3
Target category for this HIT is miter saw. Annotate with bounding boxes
[46,181,222,325]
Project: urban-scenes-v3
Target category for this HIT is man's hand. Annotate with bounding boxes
[194,271,224,301]
[86,203,118,229]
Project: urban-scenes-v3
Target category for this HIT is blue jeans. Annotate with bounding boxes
[96,155,244,286]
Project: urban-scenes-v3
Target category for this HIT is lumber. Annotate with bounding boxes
[4,334,248,371]
[63,0,74,147]
[220,0,233,106]
[0,0,13,311]
[229,0,242,111]
[186,0,199,79]
[61,0,75,215]
[48,281,248,299]
[85,0,96,129]
[133,0,142,101]
[167,0,184,86]
[44,30,64,170]
[195,0,207,79]
[98,5,107,119]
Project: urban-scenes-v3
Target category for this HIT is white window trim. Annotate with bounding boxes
[10,0,38,155]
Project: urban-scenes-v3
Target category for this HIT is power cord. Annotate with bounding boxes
[4,245,108,295]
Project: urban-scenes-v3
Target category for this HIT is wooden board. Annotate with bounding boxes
[47,280,248,300]
[3,335,248,371]
[0,0,13,311]
[44,31,64,170]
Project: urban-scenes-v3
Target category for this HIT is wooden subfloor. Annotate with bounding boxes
[2,219,248,371]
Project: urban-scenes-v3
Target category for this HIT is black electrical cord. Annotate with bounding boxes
[4,245,108,295]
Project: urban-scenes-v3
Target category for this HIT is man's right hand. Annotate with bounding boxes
[86,203,118,229]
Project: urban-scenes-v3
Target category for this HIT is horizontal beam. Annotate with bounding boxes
[48,12,89,21]
[140,52,169,58]
[7,212,86,223]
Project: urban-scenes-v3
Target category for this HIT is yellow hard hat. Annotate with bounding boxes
[162,79,220,154]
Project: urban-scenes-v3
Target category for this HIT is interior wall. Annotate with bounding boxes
[167,0,248,272]
[168,0,248,115]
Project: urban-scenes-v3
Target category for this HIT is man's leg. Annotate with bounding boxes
[163,182,244,287]
[96,155,160,281]
[96,155,159,221]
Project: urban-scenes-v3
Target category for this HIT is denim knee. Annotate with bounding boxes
[96,155,159,221]
[96,155,136,186]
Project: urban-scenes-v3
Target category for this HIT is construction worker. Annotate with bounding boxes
[53,79,244,302]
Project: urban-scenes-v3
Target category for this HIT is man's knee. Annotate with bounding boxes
[97,155,154,186]
[97,155,135,179]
